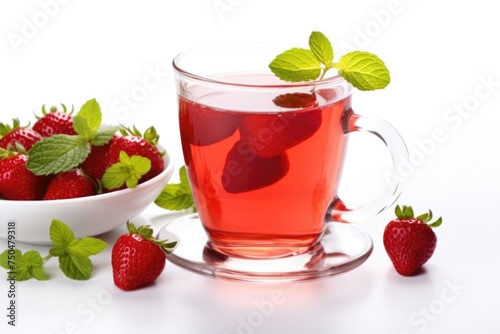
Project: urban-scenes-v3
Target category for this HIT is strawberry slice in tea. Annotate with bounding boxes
[222,140,289,194]
[239,93,322,158]
[179,97,239,146]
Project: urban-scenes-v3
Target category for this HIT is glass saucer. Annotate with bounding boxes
[157,213,373,283]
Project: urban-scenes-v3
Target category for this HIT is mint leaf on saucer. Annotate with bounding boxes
[155,166,196,211]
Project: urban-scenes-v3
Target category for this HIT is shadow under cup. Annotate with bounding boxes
[173,45,406,259]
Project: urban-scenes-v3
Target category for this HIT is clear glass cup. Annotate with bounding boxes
[172,44,408,260]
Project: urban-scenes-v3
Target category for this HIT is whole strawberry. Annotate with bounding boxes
[0,149,48,200]
[0,118,43,151]
[111,222,176,291]
[383,205,442,276]
[104,126,164,188]
[33,104,77,137]
[43,169,96,200]
[79,134,119,182]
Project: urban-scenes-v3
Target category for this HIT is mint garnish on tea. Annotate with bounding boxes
[269,31,390,91]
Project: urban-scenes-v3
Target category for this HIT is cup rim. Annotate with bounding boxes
[172,43,347,89]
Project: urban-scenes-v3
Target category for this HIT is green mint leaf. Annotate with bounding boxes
[101,151,152,189]
[155,184,194,211]
[0,249,46,281]
[48,219,107,280]
[58,253,93,280]
[73,98,102,139]
[155,166,195,211]
[27,134,90,175]
[309,31,333,66]
[91,126,119,146]
[269,48,322,82]
[73,115,94,140]
[0,250,8,268]
[69,238,108,258]
[22,250,47,281]
[269,31,390,91]
[49,219,76,249]
[336,51,390,91]
[56,237,107,280]
[179,165,190,187]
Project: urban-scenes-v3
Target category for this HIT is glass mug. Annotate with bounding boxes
[173,45,407,259]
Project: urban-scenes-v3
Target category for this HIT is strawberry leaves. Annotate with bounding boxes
[395,204,442,227]
[27,98,119,175]
[0,220,108,281]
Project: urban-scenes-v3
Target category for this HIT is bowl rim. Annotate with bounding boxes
[0,147,174,206]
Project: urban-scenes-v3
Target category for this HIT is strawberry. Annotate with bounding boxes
[43,169,96,200]
[33,104,77,137]
[222,140,290,193]
[0,150,48,200]
[179,96,239,146]
[79,135,118,182]
[104,126,164,188]
[0,118,43,151]
[383,205,442,276]
[111,222,176,291]
[239,104,322,158]
[272,92,318,109]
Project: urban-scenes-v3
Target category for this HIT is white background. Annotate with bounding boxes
[1,0,499,333]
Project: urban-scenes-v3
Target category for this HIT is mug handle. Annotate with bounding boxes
[327,108,409,223]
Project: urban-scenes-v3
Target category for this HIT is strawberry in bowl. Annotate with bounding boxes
[0,98,175,245]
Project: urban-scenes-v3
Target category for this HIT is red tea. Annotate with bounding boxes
[179,74,351,258]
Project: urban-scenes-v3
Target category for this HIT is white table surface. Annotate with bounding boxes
[1,1,499,333]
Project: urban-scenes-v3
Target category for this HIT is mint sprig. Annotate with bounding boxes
[0,219,107,281]
[155,166,196,212]
[0,249,46,281]
[48,219,107,280]
[269,31,390,91]
[27,98,119,175]
[101,151,152,190]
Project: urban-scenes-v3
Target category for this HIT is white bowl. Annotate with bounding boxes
[0,148,175,245]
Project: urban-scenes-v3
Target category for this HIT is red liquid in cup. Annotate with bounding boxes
[179,74,351,258]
